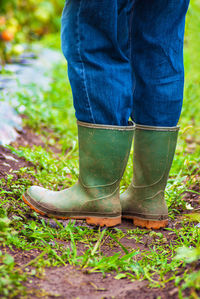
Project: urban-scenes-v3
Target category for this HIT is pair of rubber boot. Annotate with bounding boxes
[23,120,179,229]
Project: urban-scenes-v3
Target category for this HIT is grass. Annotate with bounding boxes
[0,0,200,298]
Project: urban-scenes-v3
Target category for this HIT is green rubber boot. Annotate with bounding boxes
[23,121,134,227]
[121,124,179,229]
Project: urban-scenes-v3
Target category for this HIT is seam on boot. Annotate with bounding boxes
[79,177,121,188]
[77,120,135,130]
[135,124,180,131]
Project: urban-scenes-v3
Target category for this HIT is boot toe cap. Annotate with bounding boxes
[27,186,47,203]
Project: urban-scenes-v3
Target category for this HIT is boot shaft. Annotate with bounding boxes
[121,124,179,228]
[78,121,134,192]
[132,124,179,192]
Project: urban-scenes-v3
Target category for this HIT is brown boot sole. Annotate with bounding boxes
[22,194,121,227]
[123,216,168,229]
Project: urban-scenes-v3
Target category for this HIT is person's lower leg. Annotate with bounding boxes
[121,0,190,228]
[61,0,134,126]
[23,0,135,226]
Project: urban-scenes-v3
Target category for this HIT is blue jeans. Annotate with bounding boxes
[61,0,189,127]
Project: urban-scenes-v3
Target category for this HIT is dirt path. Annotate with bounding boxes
[2,221,182,299]
[22,265,177,299]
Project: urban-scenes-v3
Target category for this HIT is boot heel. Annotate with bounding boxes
[86,216,121,227]
[133,217,168,229]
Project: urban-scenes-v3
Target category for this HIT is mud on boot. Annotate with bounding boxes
[23,121,134,227]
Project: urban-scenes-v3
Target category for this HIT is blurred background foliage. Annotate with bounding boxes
[0,0,64,64]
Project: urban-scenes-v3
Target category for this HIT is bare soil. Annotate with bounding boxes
[0,128,199,299]
[2,244,187,299]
